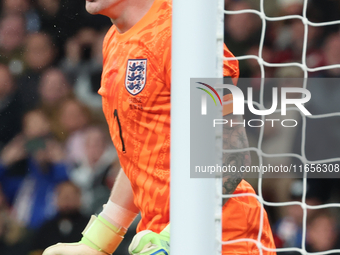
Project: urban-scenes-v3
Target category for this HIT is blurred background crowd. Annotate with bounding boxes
[0,0,339,254]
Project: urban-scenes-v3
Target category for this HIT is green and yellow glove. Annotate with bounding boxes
[128,224,170,255]
[43,215,126,255]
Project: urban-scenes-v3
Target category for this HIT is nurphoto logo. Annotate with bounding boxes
[196,82,222,115]
[196,82,312,128]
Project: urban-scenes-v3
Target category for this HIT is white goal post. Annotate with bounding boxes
[171,0,223,254]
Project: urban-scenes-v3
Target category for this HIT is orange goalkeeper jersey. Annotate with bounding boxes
[100,0,275,254]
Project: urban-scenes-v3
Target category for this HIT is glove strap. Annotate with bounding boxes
[80,215,126,254]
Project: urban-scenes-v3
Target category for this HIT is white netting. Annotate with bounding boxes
[217,0,340,254]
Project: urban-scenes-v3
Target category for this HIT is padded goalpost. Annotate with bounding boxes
[171,0,222,254]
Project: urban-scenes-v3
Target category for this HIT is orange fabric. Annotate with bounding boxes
[223,94,234,116]
[223,44,239,84]
[100,0,171,234]
[222,180,276,254]
[100,0,276,254]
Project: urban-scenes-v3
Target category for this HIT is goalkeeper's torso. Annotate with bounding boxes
[100,0,241,234]
[100,0,172,233]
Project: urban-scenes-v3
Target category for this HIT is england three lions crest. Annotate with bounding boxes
[125,59,147,95]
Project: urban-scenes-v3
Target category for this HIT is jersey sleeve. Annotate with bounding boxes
[223,43,239,82]
[223,94,234,116]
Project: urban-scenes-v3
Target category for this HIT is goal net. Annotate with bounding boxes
[171,0,340,254]
[220,0,340,255]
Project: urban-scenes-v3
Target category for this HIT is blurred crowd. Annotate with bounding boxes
[0,0,339,254]
[224,0,340,254]
[0,0,128,254]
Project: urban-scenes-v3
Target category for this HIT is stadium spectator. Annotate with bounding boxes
[289,33,340,206]
[0,13,26,75]
[0,64,24,150]
[18,32,56,110]
[69,125,119,215]
[306,210,340,253]
[23,32,56,70]
[225,1,262,52]
[38,68,72,109]
[1,0,40,33]
[35,0,111,57]
[60,28,107,111]
[38,68,73,133]
[244,45,275,79]
[0,135,28,205]
[321,33,340,77]
[35,0,69,54]
[1,0,29,14]
[56,99,92,166]
[273,180,322,250]
[224,1,262,77]
[0,184,29,255]
[273,18,323,69]
[29,181,88,255]
[0,110,68,229]
[277,0,303,16]
[59,28,99,81]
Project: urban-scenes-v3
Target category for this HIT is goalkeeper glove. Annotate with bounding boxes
[42,215,126,255]
[128,224,170,255]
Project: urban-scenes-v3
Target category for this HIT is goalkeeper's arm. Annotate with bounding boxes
[222,114,251,204]
[43,169,139,255]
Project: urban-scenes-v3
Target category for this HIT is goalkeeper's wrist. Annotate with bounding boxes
[80,215,126,254]
[100,199,138,230]
[80,215,127,252]
[80,200,138,254]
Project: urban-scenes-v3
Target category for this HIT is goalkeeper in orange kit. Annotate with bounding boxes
[43,0,276,254]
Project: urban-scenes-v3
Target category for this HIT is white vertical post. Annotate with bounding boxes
[171,0,220,254]
[215,0,225,254]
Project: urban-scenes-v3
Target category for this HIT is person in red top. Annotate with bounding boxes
[43,0,276,254]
